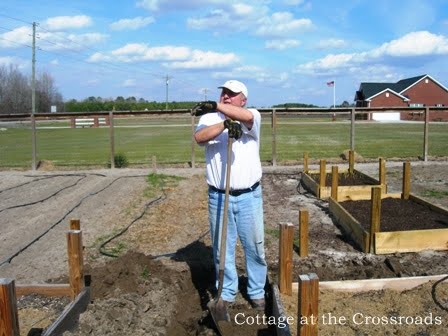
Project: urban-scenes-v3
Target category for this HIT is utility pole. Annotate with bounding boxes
[202,88,209,100]
[31,21,37,171]
[165,75,172,110]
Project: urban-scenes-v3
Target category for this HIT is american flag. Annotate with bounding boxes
[327,81,335,87]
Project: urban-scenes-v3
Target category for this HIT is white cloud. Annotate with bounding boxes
[165,50,239,69]
[50,59,59,65]
[111,43,191,61]
[137,0,224,12]
[0,56,27,68]
[315,38,347,50]
[373,31,448,57]
[265,39,300,50]
[255,12,312,37]
[45,15,92,30]
[110,16,155,31]
[295,31,448,75]
[212,65,289,85]
[0,26,32,48]
[284,0,305,5]
[123,79,136,87]
[88,52,112,62]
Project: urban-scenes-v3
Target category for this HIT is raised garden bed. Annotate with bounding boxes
[302,168,386,200]
[329,193,448,254]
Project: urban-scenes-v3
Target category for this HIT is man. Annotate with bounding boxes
[192,80,267,311]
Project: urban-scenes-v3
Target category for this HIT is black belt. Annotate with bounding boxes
[209,181,260,196]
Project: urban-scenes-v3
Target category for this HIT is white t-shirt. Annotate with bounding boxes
[196,108,262,190]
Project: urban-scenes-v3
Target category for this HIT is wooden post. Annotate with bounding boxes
[70,117,76,128]
[191,115,195,168]
[331,166,339,201]
[109,110,115,169]
[0,278,20,336]
[70,219,80,230]
[271,109,277,166]
[303,152,309,174]
[423,107,429,162]
[319,160,326,198]
[348,150,354,174]
[67,230,84,300]
[379,158,386,186]
[297,273,319,336]
[369,186,382,253]
[350,108,355,151]
[278,223,294,295]
[402,161,411,200]
[299,210,309,257]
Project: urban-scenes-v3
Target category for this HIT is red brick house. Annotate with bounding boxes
[354,74,448,121]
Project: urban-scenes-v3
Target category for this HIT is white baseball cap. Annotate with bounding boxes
[218,80,248,98]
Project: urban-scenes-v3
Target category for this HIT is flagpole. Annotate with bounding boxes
[333,80,336,108]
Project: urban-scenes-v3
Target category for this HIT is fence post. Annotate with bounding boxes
[0,278,20,336]
[31,114,37,171]
[350,108,355,151]
[191,115,196,168]
[303,152,309,174]
[331,166,339,201]
[297,273,319,336]
[402,161,411,200]
[319,160,326,198]
[379,158,386,186]
[423,107,429,161]
[278,223,294,295]
[109,110,115,169]
[369,186,382,253]
[271,109,277,166]
[67,230,84,300]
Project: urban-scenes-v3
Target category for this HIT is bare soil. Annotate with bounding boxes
[0,161,447,335]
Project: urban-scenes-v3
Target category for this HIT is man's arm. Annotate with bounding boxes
[217,103,254,130]
[194,121,225,145]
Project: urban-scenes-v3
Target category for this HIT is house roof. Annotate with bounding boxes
[356,74,428,101]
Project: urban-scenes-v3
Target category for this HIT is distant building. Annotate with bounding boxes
[354,74,448,121]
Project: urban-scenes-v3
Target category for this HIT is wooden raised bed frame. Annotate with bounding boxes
[329,162,448,254]
[301,152,387,200]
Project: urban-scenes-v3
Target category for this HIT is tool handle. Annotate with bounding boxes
[217,136,233,298]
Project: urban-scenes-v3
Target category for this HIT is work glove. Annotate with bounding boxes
[191,101,217,116]
[224,119,243,140]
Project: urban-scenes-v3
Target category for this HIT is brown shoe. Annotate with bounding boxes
[250,298,265,311]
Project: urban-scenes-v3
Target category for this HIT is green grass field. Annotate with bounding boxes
[1,116,447,168]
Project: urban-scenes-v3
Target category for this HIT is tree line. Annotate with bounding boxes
[0,65,64,114]
[0,65,353,114]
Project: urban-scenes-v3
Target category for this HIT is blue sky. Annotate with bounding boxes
[1,0,448,107]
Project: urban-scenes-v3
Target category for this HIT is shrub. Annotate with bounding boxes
[114,153,129,168]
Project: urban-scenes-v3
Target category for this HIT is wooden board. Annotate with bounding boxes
[375,228,448,254]
[329,197,369,252]
[16,284,71,297]
[291,274,448,293]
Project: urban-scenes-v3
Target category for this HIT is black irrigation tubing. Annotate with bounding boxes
[0,173,107,195]
[0,175,88,214]
[432,274,448,312]
[0,174,148,267]
[99,195,165,258]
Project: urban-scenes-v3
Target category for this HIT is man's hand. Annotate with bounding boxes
[224,119,243,140]
[191,101,217,116]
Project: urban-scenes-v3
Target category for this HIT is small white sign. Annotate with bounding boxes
[51,105,57,113]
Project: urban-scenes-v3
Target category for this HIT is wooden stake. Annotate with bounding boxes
[369,186,382,253]
[349,150,354,174]
[331,166,339,201]
[70,219,80,230]
[152,155,157,171]
[297,273,319,336]
[402,161,411,200]
[299,210,309,257]
[0,278,20,336]
[272,109,277,166]
[379,158,386,186]
[67,230,84,300]
[278,223,294,295]
[303,152,309,174]
[319,160,326,198]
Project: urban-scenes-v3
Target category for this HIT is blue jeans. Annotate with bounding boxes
[208,185,267,302]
